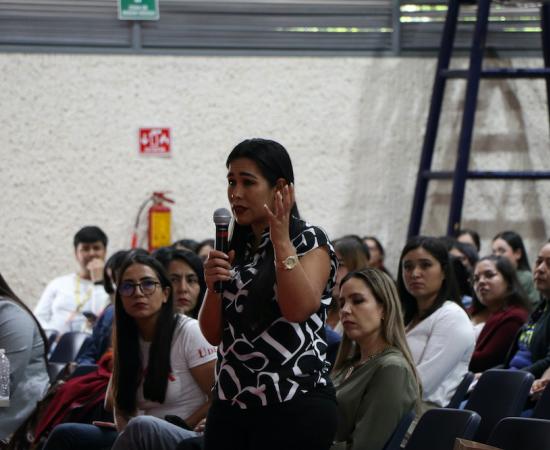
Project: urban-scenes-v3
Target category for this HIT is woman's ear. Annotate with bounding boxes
[275,178,287,192]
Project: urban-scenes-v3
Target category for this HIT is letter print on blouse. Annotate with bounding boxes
[215,221,338,409]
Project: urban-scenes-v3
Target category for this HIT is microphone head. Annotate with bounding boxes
[213,208,232,226]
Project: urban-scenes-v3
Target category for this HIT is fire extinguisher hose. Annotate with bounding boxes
[131,195,153,248]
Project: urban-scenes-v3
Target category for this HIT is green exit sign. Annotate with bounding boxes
[118,0,159,20]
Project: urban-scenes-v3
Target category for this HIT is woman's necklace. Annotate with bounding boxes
[343,347,389,381]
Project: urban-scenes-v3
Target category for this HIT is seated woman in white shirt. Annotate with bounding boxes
[42,252,216,450]
[397,236,475,410]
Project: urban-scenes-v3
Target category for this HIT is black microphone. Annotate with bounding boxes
[213,208,232,293]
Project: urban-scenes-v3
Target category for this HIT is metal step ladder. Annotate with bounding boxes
[407,0,550,238]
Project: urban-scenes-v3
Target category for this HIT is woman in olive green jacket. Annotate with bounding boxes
[331,268,421,450]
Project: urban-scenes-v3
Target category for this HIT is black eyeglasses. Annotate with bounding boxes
[119,279,161,297]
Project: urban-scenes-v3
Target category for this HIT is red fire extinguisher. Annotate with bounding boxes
[131,192,175,252]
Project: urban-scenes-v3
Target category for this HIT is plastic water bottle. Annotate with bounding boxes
[0,349,10,407]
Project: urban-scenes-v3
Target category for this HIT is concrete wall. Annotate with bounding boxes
[1,53,548,305]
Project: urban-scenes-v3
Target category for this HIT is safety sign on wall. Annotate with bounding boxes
[118,0,159,21]
[139,128,171,156]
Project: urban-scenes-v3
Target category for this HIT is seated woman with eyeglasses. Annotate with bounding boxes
[42,252,216,450]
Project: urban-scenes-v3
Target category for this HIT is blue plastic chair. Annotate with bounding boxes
[487,417,550,450]
[447,371,474,409]
[47,361,66,382]
[44,329,59,356]
[48,331,90,363]
[464,369,534,443]
[403,408,480,450]
[532,382,550,420]
[382,409,415,450]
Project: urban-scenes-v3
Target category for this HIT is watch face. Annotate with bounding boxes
[284,255,298,269]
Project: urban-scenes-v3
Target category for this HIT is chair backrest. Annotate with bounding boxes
[532,382,550,419]
[447,371,475,408]
[487,417,550,450]
[404,408,480,450]
[382,409,415,450]
[47,361,66,383]
[464,369,534,443]
[44,329,59,356]
[48,331,90,363]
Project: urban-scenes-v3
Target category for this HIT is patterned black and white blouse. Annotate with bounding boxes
[215,220,338,409]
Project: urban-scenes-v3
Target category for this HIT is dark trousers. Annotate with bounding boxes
[204,389,338,450]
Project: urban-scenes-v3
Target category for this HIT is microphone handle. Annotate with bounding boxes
[214,225,229,293]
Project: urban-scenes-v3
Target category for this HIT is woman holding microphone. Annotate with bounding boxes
[200,138,339,450]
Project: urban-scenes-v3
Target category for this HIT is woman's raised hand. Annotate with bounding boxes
[204,249,235,292]
[264,183,294,250]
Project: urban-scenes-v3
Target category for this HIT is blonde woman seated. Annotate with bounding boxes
[331,268,421,450]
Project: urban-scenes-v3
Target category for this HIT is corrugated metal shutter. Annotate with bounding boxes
[0,0,544,54]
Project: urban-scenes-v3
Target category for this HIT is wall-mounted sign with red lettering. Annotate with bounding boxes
[139,128,171,156]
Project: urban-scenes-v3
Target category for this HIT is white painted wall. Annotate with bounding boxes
[0,53,548,305]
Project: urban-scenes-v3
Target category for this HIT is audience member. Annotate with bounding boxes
[457,228,481,252]
[503,240,550,378]
[0,273,49,441]
[195,239,214,262]
[152,247,206,318]
[362,236,392,277]
[397,236,475,409]
[469,256,529,373]
[42,252,216,450]
[329,235,370,333]
[34,226,110,335]
[450,255,475,309]
[172,239,199,253]
[449,241,478,274]
[331,268,420,450]
[492,230,538,304]
[449,240,479,308]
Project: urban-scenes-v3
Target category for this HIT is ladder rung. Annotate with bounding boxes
[441,68,550,79]
[422,170,550,180]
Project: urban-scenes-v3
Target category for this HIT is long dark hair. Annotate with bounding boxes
[493,230,531,271]
[397,236,462,325]
[0,272,49,358]
[226,138,304,332]
[473,255,531,312]
[152,247,206,318]
[112,252,178,413]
